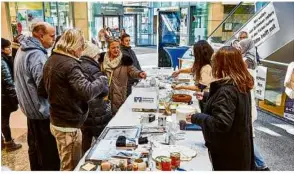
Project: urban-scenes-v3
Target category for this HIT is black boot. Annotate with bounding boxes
[5,139,22,152]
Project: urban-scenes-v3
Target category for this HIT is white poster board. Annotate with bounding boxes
[256,66,268,100]
[239,2,280,46]
[132,87,158,109]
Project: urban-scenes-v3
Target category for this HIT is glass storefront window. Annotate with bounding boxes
[9,2,44,36]
[44,2,71,35]
[9,2,71,37]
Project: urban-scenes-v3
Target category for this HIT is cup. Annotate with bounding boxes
[179,120,186,130]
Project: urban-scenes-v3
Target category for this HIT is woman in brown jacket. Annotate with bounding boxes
[99,39,147,115]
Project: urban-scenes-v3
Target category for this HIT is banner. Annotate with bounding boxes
[240,2,280,46]
[256,66,268,100]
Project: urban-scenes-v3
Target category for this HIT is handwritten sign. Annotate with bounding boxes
[241,2,280,46]
[256,66,268,100]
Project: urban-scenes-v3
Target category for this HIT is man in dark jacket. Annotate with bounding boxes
[80,42,112,154]
[42,29,108,171]
[120,34,142,96]
[14,22,60,170]
[1,38,22,152]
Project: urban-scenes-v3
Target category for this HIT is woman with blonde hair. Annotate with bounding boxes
[41,29,109,170]
[98,39,147,115]
[187,46,255,170]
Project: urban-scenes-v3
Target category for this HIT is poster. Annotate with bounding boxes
[17,10,28,31]
[284,96,294,122]
[284,62,294,99]
[27,10,44,31]
[239,2,280,46]
[256,66,268,100]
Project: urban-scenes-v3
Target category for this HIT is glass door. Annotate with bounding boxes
[104,16,120,38]
[123,15,136,46]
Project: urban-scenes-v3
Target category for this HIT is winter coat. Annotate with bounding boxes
[41,51,109,128]
[192,79,255,170]
[121,45,142,96]
[99,52,142,115]
[14,37,50,119]
[1,54,18,112]
[80,56,112,135]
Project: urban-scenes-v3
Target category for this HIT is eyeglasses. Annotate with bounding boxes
[239,36,247,40]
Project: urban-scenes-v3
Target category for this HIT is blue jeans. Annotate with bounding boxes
[254,142,266,168]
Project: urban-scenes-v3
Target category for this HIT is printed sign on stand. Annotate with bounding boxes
[239,2,280,46]
[132,87,158,110]
[256,66,268,100]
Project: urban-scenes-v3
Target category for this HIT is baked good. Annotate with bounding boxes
[172,94,192,103]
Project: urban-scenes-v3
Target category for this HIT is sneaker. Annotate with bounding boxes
[5,139,22,152]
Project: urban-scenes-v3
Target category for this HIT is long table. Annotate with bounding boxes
[75,69,212,171]
[75,95,212,171]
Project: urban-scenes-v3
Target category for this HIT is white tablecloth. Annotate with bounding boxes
[75,91,212,171]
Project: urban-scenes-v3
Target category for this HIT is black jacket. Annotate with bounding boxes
[121,45,142,96]
[41,52,109,128]
[1,54,18,112]
[80,56,112,135]
[192,79,255,170]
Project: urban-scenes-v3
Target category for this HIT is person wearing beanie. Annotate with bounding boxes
[1,38,22,152]
[80,41,112,154]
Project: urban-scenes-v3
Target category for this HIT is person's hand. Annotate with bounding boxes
[172,70,181,78]
[139,72,147,79]
[194,91,204,100]
[186,114,192,123]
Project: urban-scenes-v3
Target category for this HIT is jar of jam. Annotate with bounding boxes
[161,157,171,171]
[155,156,162,170]
[170,152,181,169]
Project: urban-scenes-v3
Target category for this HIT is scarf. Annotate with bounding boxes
[103,52,122,76]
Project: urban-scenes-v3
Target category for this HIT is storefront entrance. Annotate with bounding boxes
[123,15,136,46]
[95,16,120,38]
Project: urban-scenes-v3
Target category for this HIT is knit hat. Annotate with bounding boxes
[82,41,100,58]
[1,38,11,50]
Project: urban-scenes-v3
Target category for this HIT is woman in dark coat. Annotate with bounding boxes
[1,38,22,152]
[120,34,142,96]
[187,46,255,170]
[80,42,112,154]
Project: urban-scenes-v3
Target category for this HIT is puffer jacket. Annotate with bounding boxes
[121,45,142,96]
[41,51,109,128]
[99,52,142,115]
[192,79,255,170]
[1,54,18,112]
[80,56,112,135]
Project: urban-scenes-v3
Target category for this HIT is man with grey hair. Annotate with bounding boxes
[14,22,60,170]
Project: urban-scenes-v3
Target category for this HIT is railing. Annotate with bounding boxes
[207,2,258,44]
[207,2,243,39]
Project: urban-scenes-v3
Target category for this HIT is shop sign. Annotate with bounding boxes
[95,4,123,16]
[124,7,145,14]
[256,66,268,100]
[132,88,158,110]
[284,96,294,122]
[239,2,280,46]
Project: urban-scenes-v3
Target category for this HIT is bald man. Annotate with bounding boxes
[14,22,60,170]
